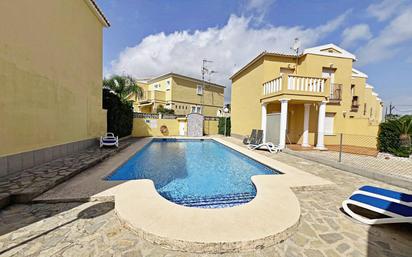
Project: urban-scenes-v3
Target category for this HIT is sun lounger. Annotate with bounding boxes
[100,132,119,148]
[247,129,281,153]
[342,185,412,224]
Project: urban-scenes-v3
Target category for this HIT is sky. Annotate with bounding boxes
[95,0,412,113]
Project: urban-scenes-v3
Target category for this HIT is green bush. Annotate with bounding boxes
[218,117,231,136]
[378,115,411,157]
[156,104,175,115]
[103,89,133,138]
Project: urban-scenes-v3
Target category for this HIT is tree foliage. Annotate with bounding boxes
[103,89,133,138]
[218,117,231,136]
[378,115,412,157]
[156,104,175,115]
[103,75,143,103]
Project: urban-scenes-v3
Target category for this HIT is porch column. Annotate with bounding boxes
[315,100,327,150]
[302,103,311,147]
[261,103,267,142]
[279,99,289,149]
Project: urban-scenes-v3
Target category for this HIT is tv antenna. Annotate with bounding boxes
[201,59,215,106]
[290,38,300,74]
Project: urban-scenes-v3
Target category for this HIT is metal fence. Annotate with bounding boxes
[133,112,223,121]
[133,112,160,119]
[285,132,412,182]
[133,112,186,119]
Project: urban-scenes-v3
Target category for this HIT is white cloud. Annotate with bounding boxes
[244,0,275,22]
[245,0,275,12]
[367,0,404,21]
[244,0,276,25]
[109,13,348,102]
[341,24,372,48]
[357,7,412,65]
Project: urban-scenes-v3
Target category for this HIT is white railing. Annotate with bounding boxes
[287,75,325,93]
[263,76,282,95]
[263,75,327,96]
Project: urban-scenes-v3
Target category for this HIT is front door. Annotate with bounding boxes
[266,113,280,145]
[179,121,185,136]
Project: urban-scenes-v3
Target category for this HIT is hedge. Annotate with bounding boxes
[103,89,133,138]
[378,116,411,157]
[218,117,231,136]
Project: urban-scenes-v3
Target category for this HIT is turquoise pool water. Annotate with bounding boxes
[107,139,280,208]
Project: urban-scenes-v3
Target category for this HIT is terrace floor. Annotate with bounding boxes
[286,144,412,181]
[0,137,411,256]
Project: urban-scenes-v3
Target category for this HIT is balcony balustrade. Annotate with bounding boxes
[263,74,329,99]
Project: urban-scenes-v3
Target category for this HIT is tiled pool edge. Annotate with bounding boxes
[95,136,334,253]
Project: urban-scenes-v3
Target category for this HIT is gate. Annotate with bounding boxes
[266,113,280,144]
[187,113,204,137]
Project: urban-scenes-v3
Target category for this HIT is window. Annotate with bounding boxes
[166,80,171,90]
[153,83,161,90]
[191,105,202,114]
[363,103,367,115]
[324,113,335,135]
[197,85,204,95]
[351,84,355,97]
[280,68,294,75]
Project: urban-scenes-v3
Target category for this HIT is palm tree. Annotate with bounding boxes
[398,116,412,148]
[103,75,143,103]
[387,116,412,149]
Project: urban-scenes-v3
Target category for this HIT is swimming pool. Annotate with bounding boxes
[107,139,280,208]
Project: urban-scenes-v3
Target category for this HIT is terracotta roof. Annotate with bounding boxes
[230,44,358,80]
[87,0,110,27]
[149,72,225,89]
[230,51,299,80]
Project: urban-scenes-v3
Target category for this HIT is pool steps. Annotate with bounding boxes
[161,192,255,208]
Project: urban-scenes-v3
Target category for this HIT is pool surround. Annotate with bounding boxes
[92,137,333,253]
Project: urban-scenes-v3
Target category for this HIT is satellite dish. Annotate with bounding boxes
[292,38,301,51]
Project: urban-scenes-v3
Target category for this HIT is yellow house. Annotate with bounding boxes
[230,44,383,149]
[0,0,109,176]
[129,73,225,117]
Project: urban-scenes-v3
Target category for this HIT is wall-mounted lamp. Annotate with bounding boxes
[343,111,347,118]
[329,63,334,68]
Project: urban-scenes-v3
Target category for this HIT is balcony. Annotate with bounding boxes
[262,74,329,101]
[329,83,342,103]
[138,90,166,103]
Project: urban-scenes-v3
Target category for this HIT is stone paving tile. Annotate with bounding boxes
[290,149,412,180]
[0,137,412,256]
[0,139,134,208]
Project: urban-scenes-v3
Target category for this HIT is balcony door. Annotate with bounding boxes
[266,113,280,145]
[322,68,335,97]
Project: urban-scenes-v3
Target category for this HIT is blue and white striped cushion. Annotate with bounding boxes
[359,186,412,203]
[350,194,412,217]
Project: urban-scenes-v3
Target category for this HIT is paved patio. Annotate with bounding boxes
[286,147,412,181]
[0,139,134,208]
[0,137,411,256]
